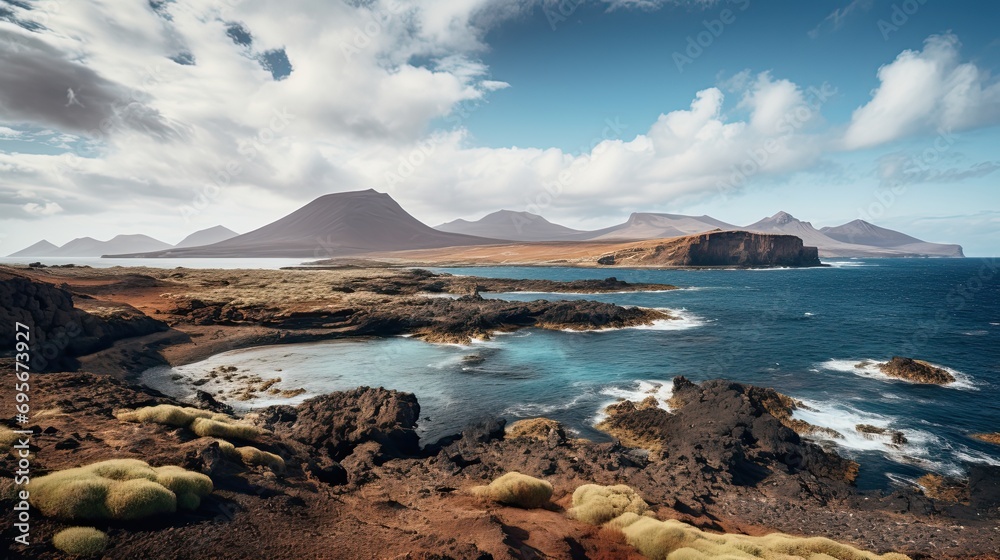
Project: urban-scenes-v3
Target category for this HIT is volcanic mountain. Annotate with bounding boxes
[7,239,59,257]
[435,210,585,241]
[583,212,739,241]
[746,212,964,258]
[47,234,173,257]
[174,225,239,248]
[111,189,500,258]
[820,219,964,257]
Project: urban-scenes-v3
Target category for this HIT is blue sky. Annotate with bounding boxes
[0,0,998,255]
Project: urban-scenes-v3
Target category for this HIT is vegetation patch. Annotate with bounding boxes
[505,418,565,441]
[569,484,650,525]
[116,404,267,441]
[471,472,553,509]
[30,459,213,520]
[571,484,911,560]
[214,439,285,473]
[52,527,108,557]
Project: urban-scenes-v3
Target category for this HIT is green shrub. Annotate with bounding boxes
[154,465,214,510]
[114,404,228,427]
[0,426,19,451]
[471,472,553,509]
[602,510,911,560]
[234,446,286,473]
[30,459,213,521]
[52,527,107,557]
[189,417,266,441]
[569,484,650,525]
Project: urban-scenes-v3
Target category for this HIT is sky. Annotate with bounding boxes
[0,0,999,255]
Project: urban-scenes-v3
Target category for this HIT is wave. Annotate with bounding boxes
[792,399,969,477]
[822,261,874,268]
[593,379,675,423]
[484,289,678,297]
[503,392,594,417]
[963,330,989,336]
[820,358,977,391]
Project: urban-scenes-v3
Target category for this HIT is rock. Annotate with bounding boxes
[969,465,1000,511]
[917,473,969,503]
[267,386,420,463]
[192,390,234,415]
[505,418,566,445]
[876,357,955,385]
[596,230,822,268]
[971,433,1000,445]
[602,378,860,488]
[856,424,908,446]
[462,354,486,365]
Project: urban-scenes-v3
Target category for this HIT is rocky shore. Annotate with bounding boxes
[1,265,998,559]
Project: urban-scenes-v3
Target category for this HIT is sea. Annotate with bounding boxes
[127,258,1000,491]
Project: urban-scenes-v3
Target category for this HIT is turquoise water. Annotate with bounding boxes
[144,258,1000,490]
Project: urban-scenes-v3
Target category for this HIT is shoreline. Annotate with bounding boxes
[2,263,998,559]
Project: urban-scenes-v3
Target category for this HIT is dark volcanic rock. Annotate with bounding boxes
[261,386,420,463]
[876,356,956,384]
[598,230,822,268]
[969,465,1000,511]
[0,271,168,371]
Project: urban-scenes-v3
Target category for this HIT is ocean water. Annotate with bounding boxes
[143,258,1000,490]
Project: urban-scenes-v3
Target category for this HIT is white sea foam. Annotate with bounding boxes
[592,379,674,424]
[822,260,874,268]
[416,292,462,299]
[792,399,964,476]
[820,358,977,390]
[484,289,678,297]
[560,308,707,334]
[503,392,593,417]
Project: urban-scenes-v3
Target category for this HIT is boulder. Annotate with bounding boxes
[876,357,955,385]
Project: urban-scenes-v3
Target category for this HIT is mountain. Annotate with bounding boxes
[819,220,964,257]
[583,212,738,241]
[7,240,59,257]
[111,189,500,258]
[175,225,239,248]
[744,212,964,258]
[435,210,584,241]
[50,234,173,257]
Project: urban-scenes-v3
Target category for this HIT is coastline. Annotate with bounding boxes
[2,263,998,559]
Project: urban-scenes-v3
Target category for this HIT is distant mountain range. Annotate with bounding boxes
[7,226,238,257]
[438,209,963,258]
[7,190,964,259]
[110,190,496,258]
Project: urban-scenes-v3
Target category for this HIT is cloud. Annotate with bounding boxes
[843,34,1000,150]
[22,201,63,216]
[878,152,1000,188]
[0,27,176,138]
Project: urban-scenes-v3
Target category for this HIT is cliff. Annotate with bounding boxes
[595,230,822,267]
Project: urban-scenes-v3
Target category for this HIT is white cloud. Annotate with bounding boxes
[23,201,63,216]
[843,34,1000,150]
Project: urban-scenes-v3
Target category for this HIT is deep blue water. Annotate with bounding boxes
[145,258,1000,490]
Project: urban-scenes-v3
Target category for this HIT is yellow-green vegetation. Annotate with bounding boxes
[505,418,563,441]
[235,446,286,473]
[115,404,230,427]
[471,472,553,509]
[30,459,213,520]
[189,417,267,441]
[0,426,19,451]
[214,439,285,473]
[572,484,910,560]
[52,527,108,557]
[116,404,267,441]
[568,484,650,525]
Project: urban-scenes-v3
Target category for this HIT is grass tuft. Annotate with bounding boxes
[471,472,553,509]
[569,484,650,525]
[573,484,911,559]
[52,527,107,557]
[30,459,212,521]
[189,417,267,441]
